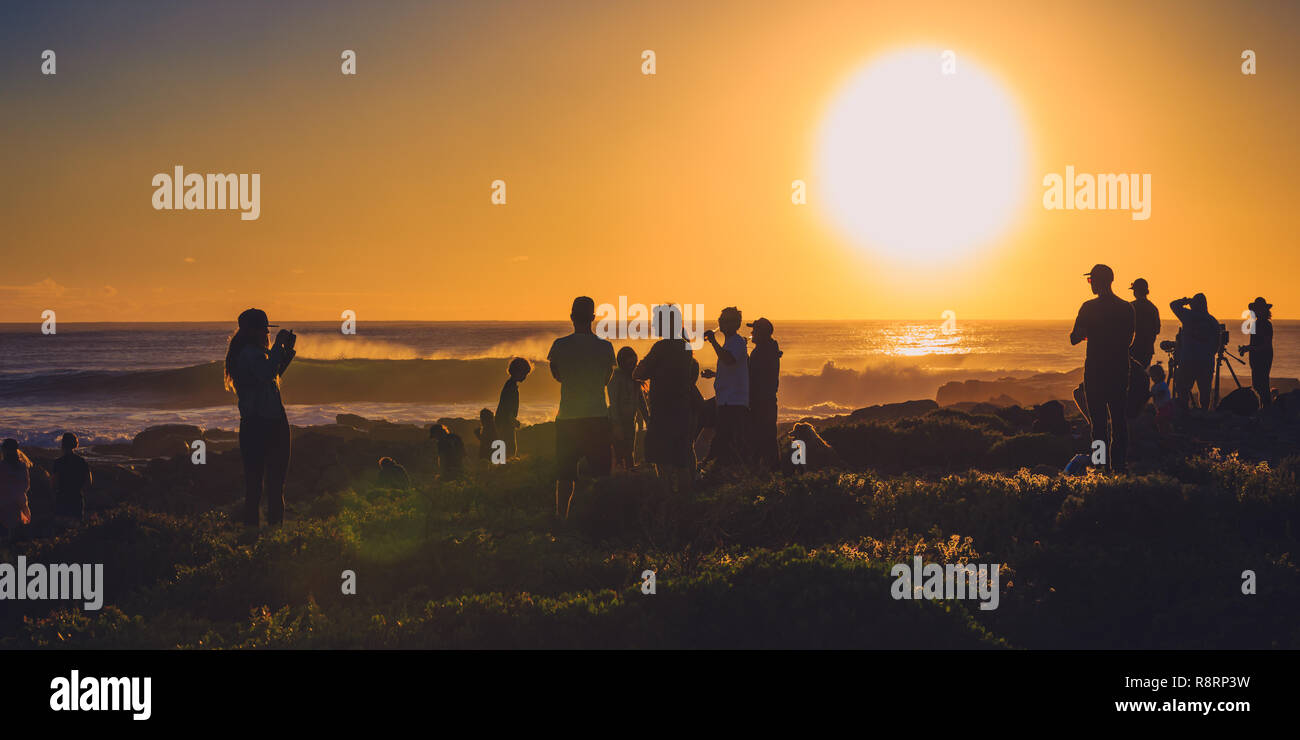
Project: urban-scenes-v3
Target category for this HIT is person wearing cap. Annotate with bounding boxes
[224,308,296,527]
[747,317,782,471]
[1126,278,1161,418]
[1070,264,1135,472]
[0,439,33,537]
[1239,297,1274,407]
[702,306,750,467]
[1169,293,1218,411]
[546,296,616,519]
[50,432,92,520]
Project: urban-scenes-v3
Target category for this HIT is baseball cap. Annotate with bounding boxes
[1084,264,1114,283]
[747,317,774,334]
[1129,278,1149,292]
[237,308,278,330]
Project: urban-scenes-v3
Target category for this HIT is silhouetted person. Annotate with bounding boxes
[1069,265,1134,472]
[0,439,32,538]
[546,296,615,519]
[701,306,749,466]
[377,457,411,489]
[607,346,648,471]
[225,308,295,527]
[1239,297,1274,407]
[1148,362,1174,432]
[429,424,465,477]
[475,409,498,461]
[747,317,782,471]
[50,432,92,520]
[495,357,531,459]
[1169,293,1218,411]
[1127,278,1161,418]
[633,304,700,491]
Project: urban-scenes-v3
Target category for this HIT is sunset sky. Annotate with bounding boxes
[2,0,1297,322]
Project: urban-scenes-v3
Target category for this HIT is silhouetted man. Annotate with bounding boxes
[701,306,749,466]
[50,432,92,520]
[1169,293,1218,411]
[1070,264,1134,472]
[547,296,615,518]
[1126,278,1161,418]
[747,317,782,471]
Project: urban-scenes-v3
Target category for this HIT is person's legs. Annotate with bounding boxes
[264,416,291,526]
[239,418,269,526]
[1126,361,1149,419]
[750,400,777,470]
[1252,353,1273,407]
[1084,377,1108,466]
[1107,390,1128,472]
[1195,370,1214,410]
[554,419,579,518]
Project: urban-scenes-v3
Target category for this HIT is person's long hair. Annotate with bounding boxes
[2,443,30,471]
[223,327,271,393]
[1255,305,1272,321]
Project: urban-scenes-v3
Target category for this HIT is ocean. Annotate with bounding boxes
[2,319,1295,447]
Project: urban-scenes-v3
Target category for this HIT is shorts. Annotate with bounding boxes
[555,416,612,482]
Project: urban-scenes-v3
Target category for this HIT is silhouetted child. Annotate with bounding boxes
[377,456,411,489]
[475,409,498,462]
[1149,362,1173,432]
[495,358,531,459]
[429,424,465,477]
[50,432,92,521]
[607,346,648,470]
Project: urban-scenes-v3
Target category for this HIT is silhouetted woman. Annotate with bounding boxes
[633,304,699,491]
[1240,297,1274,407]
[0,438,33,538]
[225,308,295,526]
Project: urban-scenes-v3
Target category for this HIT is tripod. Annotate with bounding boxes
[1211,345,1247,411]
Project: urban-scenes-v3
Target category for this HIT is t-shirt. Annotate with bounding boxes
[51,452,91,497]
[1072,294,1135,376]
[713,333,750,407]
[749,338,782,403]
[547,333,616,420]
[496,378,520,425]
[1130,298,1161,361]
[1170,304,1219,371]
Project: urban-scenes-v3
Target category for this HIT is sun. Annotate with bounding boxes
[817,48,1028,264]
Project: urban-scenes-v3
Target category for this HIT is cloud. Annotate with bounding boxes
[0,278,68,298]
[508,255,529,263]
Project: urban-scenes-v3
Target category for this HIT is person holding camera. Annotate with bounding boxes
[1169,293,1218,411]
[1239,296,1274,407]
[224,308,296,527]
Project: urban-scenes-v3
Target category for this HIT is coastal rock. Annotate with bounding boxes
[847,399,938,423]
[131,424,203,459]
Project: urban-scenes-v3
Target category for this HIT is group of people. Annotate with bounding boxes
[1070,263,1275,472]
[0,433,95,541]
[542,297,781,518]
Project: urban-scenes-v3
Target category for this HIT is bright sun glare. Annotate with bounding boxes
[817,48,1027,264]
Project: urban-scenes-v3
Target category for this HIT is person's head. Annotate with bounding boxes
[2,438,23,468]
[1084,264,1114,296]
[653,303,684,341]
[719,306,742,334]
[508,357,532,381]
[1191,293,1208,313]
[479,408,495,427]
[747,317,774,341]
[616,345,638,373]
[1249,296,1272,321]
[1148,362,1166,383]
[429,423,450,440]
[378,456,399,470]
[60,432,78,452]
[1130,278,1149,299]
[225,308,277,392]
[570,296,596,333]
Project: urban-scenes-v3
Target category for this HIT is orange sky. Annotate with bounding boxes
[2,0,1297,322]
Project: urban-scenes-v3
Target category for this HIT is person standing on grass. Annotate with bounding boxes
[701,306,749,467]
[224,308,295,527]
[1070,265,1134,473]
[50,432,92,520]
[546,297,615,519]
